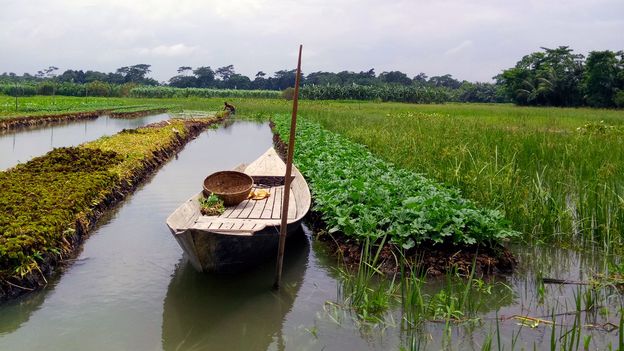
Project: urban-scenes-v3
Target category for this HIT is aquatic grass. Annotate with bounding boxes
[230,99,624,250]
[335,235,398,324]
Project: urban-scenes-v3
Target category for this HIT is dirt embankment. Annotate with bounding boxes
[0,114,226,302]
[271,125,516,277]
[0,108,169,133]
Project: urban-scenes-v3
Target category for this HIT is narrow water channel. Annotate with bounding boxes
[0,121,348,351]
[0,121,621,350]
[0,113,170,171]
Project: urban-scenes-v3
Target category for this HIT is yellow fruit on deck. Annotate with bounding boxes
[248,189,270,200]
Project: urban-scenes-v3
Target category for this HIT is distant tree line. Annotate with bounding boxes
[496,46,624,108]
[2,48,623,107]
[0,63,503,103]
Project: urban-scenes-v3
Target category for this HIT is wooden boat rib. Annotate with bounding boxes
[166,148,311,272]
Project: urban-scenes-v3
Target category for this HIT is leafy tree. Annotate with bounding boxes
[36,66,59,99]
[306,71,341,85]
[251,71,270,89]
[497,47,584,106]
[378,71,412,85]
[224,73,251,89]
[193,66,215,88]
[177,66,193,74]
[84,70,109,83]
[273,70,303,90]
[583,50,621,107]
[457,82,500,103]
[116,64,157,85]
[413,73,428,85]
[428,74,462,89]
[106,72,126,85]
[537,46,584,106]
[58,69,86,84]
[168,75,197,88]
[215,65,235,81]
[86,80,111,96]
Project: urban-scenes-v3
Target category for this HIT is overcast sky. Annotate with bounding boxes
[1,0,622,83]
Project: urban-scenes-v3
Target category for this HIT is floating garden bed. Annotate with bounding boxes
[271,114,518,274]
[0,113,226,301]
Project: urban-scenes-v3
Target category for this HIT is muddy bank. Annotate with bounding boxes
[0,108,169,133]
[312,222,515,276]
[272,127,516,277]
[0,113,227,302]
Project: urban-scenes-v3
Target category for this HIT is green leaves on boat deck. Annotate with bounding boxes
[272,114,517,249]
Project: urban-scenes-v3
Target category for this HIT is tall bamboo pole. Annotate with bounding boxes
[274,45,303,289]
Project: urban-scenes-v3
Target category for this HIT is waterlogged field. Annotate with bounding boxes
[1,95,624,349]
[224,99,624,252]
[291,103,624,252]
[272,114,623,350]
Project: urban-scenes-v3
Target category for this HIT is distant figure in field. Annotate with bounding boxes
[224,101,236,114]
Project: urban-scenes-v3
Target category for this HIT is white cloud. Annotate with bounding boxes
[445,40,474,56]
[137,44,199,57]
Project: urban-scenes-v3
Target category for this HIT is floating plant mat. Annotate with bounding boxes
[0,117,220,300]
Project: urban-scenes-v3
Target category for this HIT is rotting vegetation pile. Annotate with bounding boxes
[271,114,518,274]
[0,116,222,300]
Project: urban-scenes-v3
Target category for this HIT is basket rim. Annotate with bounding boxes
[203,170,253,195]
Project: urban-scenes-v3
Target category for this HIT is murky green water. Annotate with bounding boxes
[0,121,621,350]
[0,113,170,170]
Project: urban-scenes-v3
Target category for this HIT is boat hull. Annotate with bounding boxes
[166,147,311,273]
[171,219,304,273]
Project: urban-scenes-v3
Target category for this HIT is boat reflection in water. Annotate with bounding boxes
[161,228,309,351]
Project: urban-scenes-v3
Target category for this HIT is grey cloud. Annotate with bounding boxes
[0,0,622,82]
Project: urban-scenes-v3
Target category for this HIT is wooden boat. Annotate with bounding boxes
[166,148,311,273]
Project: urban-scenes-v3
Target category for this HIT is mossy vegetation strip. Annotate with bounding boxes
[271,114,518,250]
[0,115,223,301]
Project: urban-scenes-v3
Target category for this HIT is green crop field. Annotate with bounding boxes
[272,114,517,249]
[0,95,164,119]
[3,95,624,251]
[235,100,624,251]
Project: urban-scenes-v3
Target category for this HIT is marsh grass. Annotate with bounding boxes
[296,104,624,252]
[333,243,624,350]
[234,100,624,251]
[335,235,398,324]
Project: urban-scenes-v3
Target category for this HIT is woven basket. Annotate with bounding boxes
[203,171,253,206]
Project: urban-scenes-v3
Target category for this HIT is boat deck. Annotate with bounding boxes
[169,148,309,236]
[192,185,297,233]
[221,185,297,220]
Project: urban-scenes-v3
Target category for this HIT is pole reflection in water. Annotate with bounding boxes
[162,231,309,351]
